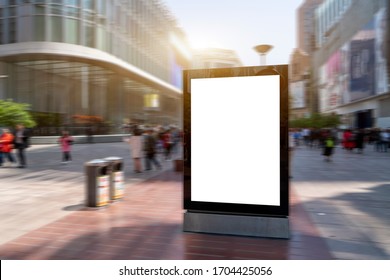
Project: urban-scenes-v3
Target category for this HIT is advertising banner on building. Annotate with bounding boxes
[326,50,343,109]
[143,92,160,110]
[349,21,376,101]
[375,7,388,95]
[319,8,388,108]
[290,80,305,109]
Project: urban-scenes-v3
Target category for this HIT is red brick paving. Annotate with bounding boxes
[0,171,333,260]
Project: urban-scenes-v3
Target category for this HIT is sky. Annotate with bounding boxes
[163,0,304,66]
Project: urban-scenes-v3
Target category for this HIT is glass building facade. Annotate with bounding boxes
[0,0,189,135]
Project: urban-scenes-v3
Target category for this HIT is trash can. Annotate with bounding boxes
[85,159,110,207]
[104,157,124,201]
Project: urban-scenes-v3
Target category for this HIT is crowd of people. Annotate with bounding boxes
[0,124,31,168]
[3,123,386,170]
[0,123,183,172]
[289,127,390,161]
[124,124,183,174]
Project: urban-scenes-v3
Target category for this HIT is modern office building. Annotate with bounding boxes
[0,0,190,135]
[312,0,390,128]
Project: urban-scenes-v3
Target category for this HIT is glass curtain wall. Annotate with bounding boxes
[1,0,174,83]
[0,0,183,135]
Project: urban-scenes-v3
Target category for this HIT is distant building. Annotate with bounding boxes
[289,48,311,120]
[290,0,324,120]
[192,48,242,69]
[297,0,325,54]
[0,0,190,134]
[312,0,390,128]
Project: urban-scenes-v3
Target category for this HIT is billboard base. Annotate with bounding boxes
[183,211,289,239]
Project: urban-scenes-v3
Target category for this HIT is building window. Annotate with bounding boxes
[64,6,78,17]
[84,21,94,47]
[49,4,63,16]
[96,26,106,51]
[64,0,78,6]
[49,16,63,42]
[64,17,78,44]
[8,7,16,16]
[34,15,45,41]
[83,0,93,11]
[0,19,3,44]
[34,3,45,14]
[8,17,16,43]
[95,0,105,15]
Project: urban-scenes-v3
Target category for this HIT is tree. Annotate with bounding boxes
[289,113,341,129]
[0,99,36,128]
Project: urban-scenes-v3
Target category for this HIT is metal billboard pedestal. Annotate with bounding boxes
[183,211,289,239]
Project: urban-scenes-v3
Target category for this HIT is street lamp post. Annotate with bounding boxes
[253,44,273,65]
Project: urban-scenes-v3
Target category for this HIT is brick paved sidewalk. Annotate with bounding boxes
[0,171,332,260]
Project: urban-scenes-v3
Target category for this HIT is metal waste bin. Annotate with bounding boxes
[104,157,124,201]
[85,159,110,207]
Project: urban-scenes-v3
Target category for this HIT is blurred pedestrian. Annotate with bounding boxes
[342,129,355,151]
[367,128,377,145]
[379,129,389,152]
[355,129,365,154]
[58,130,74,163]
[143,128,161,171]
[13,124,30,168]
[85,125,94,144]
[302,128,311,146]
[323,133,335,162]
[162,129,173,160]
[293,129,301,147]
[0,128,17,167]
[128,126,143,173]
[170,126,180,155]
[289,128,295,178]
[372,128,381,151]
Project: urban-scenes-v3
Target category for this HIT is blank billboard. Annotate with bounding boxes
[183,65,289,216]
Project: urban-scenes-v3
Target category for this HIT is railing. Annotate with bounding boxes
[30,125,116,136]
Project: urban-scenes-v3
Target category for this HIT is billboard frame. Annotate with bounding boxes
[183,65,289,219]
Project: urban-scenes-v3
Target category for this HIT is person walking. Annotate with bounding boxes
[380,129,390,152]
[373,128,382,151]
[128,126,143,173]
[13,124,30,168]
[302,128,311,146]
[162,129,173,161]
[355,129,365,154]
[143,128,161,171]
[289,128,295,179]
[323,132,335,162]
[58,130,74,163]
[342,129,355,151]
[0,128,17,167]
[85,126,94,144]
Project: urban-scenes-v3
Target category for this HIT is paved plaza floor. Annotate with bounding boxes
[0,141,389,259]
